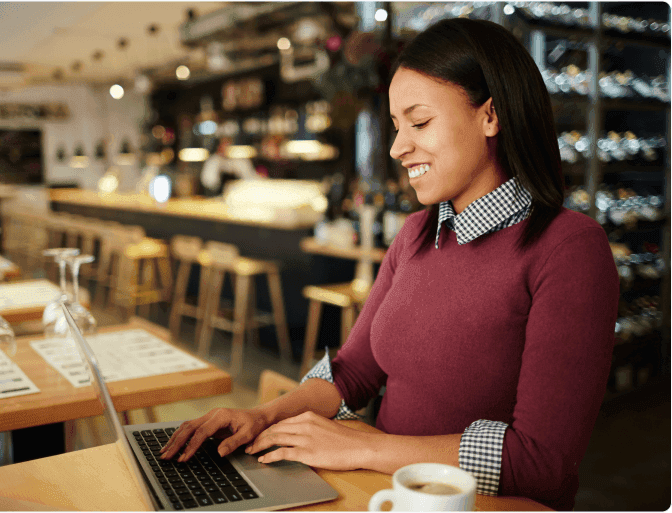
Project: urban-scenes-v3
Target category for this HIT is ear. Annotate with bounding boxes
[481,97,499,137]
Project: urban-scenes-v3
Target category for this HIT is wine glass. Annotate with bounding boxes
[65,254,97,335]
[42,248,80,337]
[0,315,16,357]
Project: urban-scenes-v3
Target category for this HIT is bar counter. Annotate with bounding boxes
[49,188,319,230]
[49,189,357,349]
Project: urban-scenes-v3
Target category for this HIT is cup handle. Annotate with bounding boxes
[368,489,396,511]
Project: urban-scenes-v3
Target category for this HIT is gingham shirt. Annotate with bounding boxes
[303,177,533,495]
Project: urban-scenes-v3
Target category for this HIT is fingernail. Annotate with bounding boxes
[258,456,265,463]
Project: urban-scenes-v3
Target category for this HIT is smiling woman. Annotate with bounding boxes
[160,18,620,513]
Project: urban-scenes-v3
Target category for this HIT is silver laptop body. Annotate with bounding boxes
[61,303,339,511]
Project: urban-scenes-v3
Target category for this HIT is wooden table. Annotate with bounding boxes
[0,317,231,432]
[0,279,92,325]
[0,420,551,512]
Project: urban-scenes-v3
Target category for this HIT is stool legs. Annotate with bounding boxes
[198,268,225,360]
[230,274,252,377]
[341,305,356,348]
[266,270,292,361]
[300,299,323,377]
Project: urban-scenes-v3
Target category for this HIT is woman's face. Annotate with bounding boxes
[389,67,504,212]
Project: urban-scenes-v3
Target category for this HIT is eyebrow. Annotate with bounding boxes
[390,104,429,121]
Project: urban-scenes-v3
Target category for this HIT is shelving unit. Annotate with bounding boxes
[390,1,670,398]
[512,1,670,397]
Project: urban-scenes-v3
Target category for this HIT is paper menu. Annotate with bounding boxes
[30,329,209,389]
[0,349,40,398]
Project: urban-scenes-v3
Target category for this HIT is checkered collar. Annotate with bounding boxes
[435,177,532,248]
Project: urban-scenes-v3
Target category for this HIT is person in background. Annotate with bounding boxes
[200,136,259,196]
[161,17,619,511]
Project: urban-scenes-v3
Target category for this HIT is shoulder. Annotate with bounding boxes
[529,208,616,280]
[542,208,606,240]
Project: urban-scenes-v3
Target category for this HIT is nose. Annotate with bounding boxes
[389,129,411,161]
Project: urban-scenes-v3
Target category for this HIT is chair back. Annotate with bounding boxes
[257,369,299,405]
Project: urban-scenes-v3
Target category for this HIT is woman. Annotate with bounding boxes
[161,18,619,510]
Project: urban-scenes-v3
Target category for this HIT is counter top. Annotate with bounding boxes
[49,188,319,231]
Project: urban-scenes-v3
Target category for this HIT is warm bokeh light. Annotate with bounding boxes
[178,148,209,162]
[277,37,291,51]
[176,65,190,80]
[109,84,124,99]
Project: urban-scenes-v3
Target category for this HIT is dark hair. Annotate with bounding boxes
[392,17,564,249]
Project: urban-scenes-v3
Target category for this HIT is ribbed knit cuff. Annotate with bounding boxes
[459,419,508,496]
[301,350,361,420]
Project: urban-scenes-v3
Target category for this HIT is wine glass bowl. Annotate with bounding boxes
[42,248,81,335]
[0,315,16,357]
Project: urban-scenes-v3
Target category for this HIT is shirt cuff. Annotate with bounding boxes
[459,419,508,496]
[301,349,361,420]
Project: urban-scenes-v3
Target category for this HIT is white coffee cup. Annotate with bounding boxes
[368,463,476,511]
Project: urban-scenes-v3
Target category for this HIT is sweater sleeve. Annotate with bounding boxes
[499,226,619,509]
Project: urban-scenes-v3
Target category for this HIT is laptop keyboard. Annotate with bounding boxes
[133,427,259,510]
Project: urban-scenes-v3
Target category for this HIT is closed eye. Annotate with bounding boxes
[412,121,429,129]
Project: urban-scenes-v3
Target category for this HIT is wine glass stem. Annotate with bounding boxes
[58,260,67,296]
[72,262,81,304]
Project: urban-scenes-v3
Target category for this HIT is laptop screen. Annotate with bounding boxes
[60,302,159,510]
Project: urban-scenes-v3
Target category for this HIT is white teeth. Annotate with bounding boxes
[408,164,429,178]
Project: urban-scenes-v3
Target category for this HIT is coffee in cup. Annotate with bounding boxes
[368,463,476,511]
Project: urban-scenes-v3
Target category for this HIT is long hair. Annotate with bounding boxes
[392,17,564,249]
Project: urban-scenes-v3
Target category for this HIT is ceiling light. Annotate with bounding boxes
[375,9,388,22]
[176,65,190,80]
[277,38,291,51]
[110,84,124,99]
[178,148,209,162]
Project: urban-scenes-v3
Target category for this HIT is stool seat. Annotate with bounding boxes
[168,235,205,341]
[299,281,369,377]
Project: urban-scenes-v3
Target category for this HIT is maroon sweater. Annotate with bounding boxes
[331,208,619,510]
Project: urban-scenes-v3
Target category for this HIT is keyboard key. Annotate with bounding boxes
[173,503,183,510]
[235,486,252,493]
[191,490,205,497]
[132,431,140,436]
[166,427,176,435]
[153,428,166,434]
[176,489,191,495]
[205,485,218,493]
[209,493,228,505]
[242,491,258,500]
[181,500,198,509]
[223,490,243,502]
[196,496,213,507]
[141,430,153,437]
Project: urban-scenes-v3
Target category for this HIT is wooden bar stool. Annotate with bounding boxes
[113,234,173,319]
[168,235,205,341]
[197,241,291,377]
[299,283,368,377]
[93,223,141,308]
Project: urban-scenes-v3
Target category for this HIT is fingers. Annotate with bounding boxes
[246,431,305,456]
[177,415,230,462]
[256,446,305,465]
[160,421,199,460]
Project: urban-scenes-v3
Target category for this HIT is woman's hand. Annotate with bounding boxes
[159,407,270,462]
[244,411,374,471]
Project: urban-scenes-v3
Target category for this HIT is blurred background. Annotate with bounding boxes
[0,2,668,510]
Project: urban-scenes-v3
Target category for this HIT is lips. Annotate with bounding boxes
[408,164,430,178]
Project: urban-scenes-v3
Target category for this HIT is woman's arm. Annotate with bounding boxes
[247,410,462,473]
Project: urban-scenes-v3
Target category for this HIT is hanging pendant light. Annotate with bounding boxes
[70,144,89,168]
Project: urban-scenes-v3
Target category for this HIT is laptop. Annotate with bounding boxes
[60,303,339,511]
